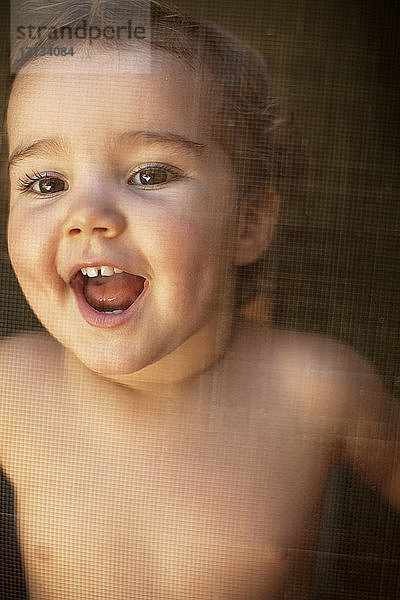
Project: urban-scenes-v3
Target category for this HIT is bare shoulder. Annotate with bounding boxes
[0,331,63,388]
[232,320,382,421]
[0,332,64,459]
[267,326,374,377]
[234,319,370,375]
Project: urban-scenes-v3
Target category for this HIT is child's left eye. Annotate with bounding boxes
[127,164,182,188]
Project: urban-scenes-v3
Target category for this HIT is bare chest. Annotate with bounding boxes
[5,416,328,600]
[3,367,331,600]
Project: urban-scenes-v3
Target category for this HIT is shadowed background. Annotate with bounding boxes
[0,0,399,598]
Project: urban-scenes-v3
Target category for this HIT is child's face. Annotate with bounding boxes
[7,48,241,383]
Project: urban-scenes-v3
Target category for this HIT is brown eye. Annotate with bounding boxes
[128,165,181,188]
[17,172,69,195]
[34,177,67,194]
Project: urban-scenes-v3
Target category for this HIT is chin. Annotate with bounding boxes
[69,337,164,379]
[78,350,146,377]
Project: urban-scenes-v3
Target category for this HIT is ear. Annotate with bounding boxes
[234,186,280,266]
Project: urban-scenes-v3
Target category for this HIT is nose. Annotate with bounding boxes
[63,192,127,239]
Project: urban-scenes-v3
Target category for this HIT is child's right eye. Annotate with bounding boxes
[17,172,68,195]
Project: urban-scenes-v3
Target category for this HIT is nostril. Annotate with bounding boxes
[65,213,126,238]
[68,226,112,236]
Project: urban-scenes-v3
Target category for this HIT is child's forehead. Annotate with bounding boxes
[9,47,216,140]
[18,44,160,76]
[16,46,194,88]
[8,47,231,176]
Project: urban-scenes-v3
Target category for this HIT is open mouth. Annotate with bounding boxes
[71,266,147,315]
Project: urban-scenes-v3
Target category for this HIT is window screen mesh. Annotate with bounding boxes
[0,1,399,598]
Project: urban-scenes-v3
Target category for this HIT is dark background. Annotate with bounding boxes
[0,1,399,598]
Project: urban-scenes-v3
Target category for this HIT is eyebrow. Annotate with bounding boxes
[8,137,70,172]
[117,130,206,156]
[8,130,206,172]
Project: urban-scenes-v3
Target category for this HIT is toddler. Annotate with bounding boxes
[1,1,399,598]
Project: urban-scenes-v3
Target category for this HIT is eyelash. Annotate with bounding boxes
[16,163,183,195]
[127,163,183,189]
[17,171,61,194]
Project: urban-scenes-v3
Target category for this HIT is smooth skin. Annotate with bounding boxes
[2,47,399,599]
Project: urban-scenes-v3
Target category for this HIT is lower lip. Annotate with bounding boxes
[72,279,149,329]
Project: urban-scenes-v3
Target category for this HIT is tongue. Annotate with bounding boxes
[83,272,145,312]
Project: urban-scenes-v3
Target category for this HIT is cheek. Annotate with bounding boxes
[144,209,235,303]
[7,210,56,287]
[7,216,32,277]
[148,210,226,267]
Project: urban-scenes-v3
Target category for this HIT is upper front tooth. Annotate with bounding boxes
[86,267,99,277]
[81,265,122,277]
